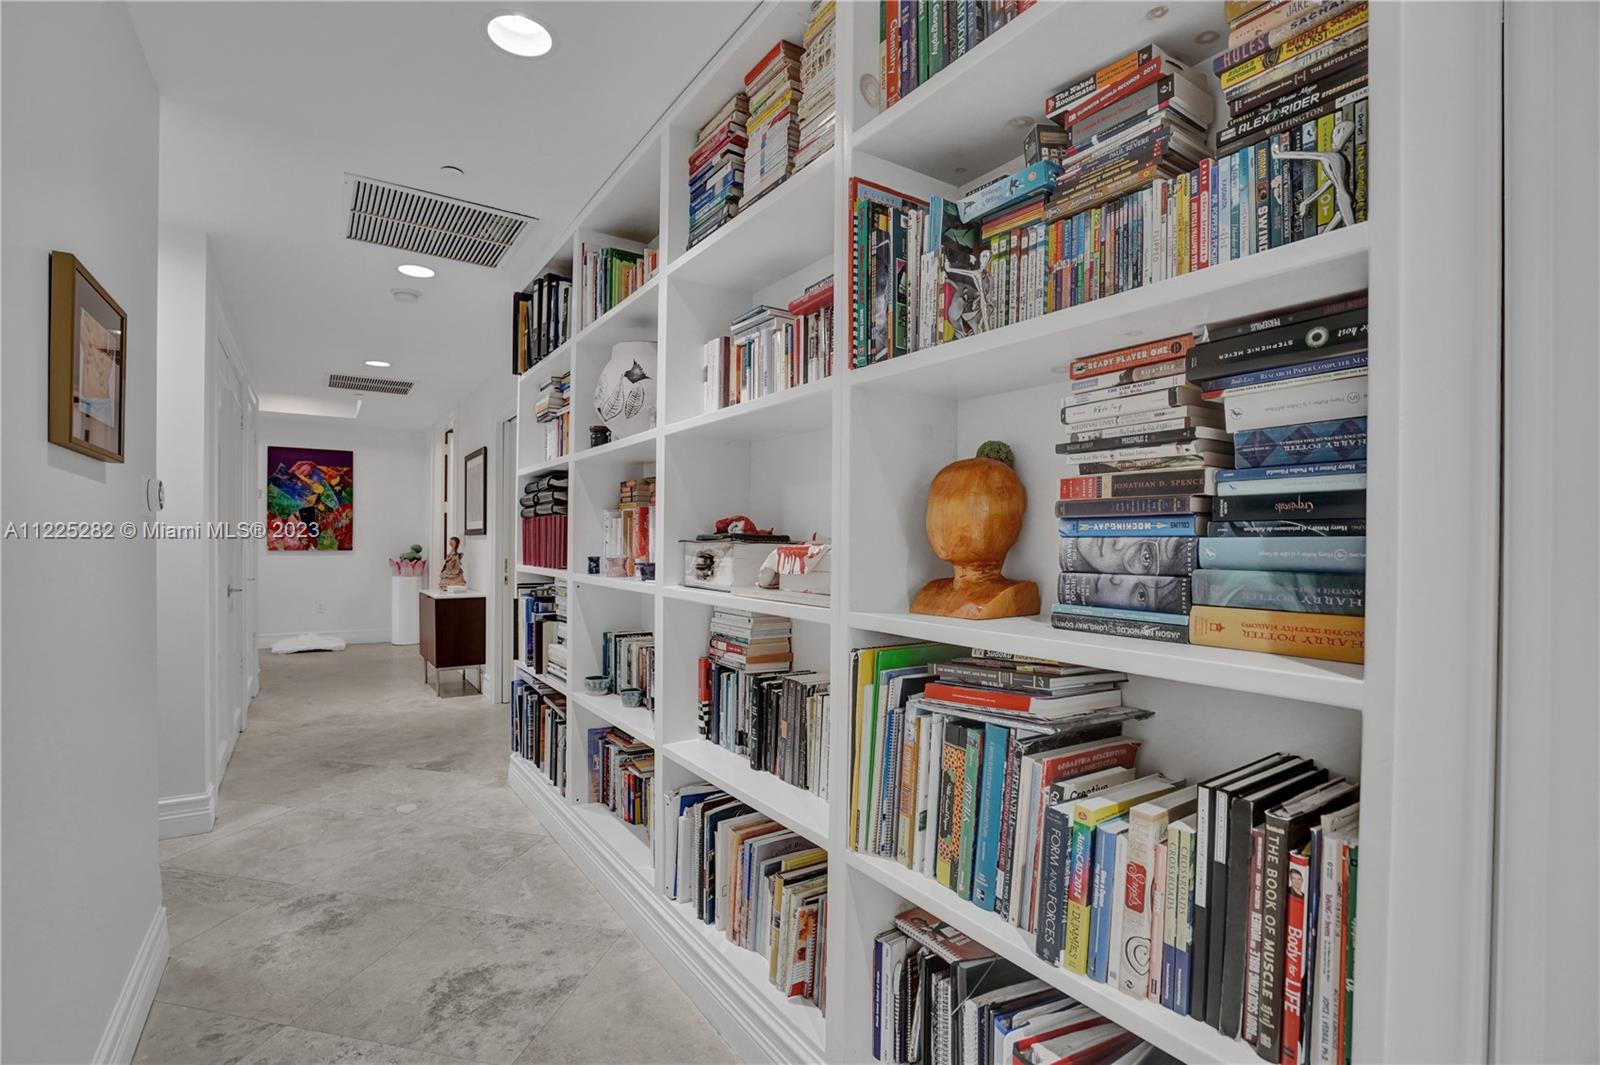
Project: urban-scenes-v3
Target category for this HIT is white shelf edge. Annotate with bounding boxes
[507,755,825,1065]
[571,272,661,346]
[847,610,1364,712]
[515,564,569,580]
[571,689,657,745]
[660,583,833,626]
[516,456,570,478]
[661,737,830,848]
[662,376,837,441]
[518,341,572,382]
[847,851,1253,1065]
[570,428,659,465]
[572,573,658,596]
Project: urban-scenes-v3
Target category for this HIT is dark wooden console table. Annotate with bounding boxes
[419,588,486,697]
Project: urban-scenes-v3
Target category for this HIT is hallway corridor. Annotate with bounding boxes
[135,644,735,1065]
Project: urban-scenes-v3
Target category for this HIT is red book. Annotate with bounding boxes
[787,283,834,317]
[1280,846,1313,1064]
[1008,1014,1108,1063]
[884,0,900,107]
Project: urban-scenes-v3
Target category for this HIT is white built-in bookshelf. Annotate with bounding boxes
[505,3,1503,1062]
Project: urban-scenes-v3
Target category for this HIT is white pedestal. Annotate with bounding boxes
[390,575,420,645]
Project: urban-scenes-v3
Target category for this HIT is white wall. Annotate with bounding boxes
[430,371,516,699]
[256,416,429,645]
[1,4,168,1062]
[155,223,258,836]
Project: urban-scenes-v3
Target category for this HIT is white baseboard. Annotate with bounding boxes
[92,905,169,1065]
[255,627,391,649]
[507,757,820,1065]
[157,786,216,840]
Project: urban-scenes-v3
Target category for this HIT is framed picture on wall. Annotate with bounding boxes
[265,446,354,550]
[48,251,127,462]
[464,446,487,536]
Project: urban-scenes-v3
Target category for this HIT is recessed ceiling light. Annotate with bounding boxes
[365,360,392,368]
[487,14,553,57]
[440,164,465,176]
[397,264,435,278]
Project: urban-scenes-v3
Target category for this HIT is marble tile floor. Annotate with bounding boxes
[136,643,737,1065]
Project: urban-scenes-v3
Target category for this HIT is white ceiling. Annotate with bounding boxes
[130,1,758,428]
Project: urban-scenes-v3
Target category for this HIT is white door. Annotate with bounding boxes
[216,359,247,759]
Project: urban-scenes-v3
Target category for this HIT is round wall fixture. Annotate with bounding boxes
[391,288,421,304]
[487,14,553,57]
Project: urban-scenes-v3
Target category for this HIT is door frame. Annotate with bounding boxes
[498,414,518,703]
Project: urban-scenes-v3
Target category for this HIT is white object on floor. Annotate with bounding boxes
[269,633,348,654]
[391,574,420,644]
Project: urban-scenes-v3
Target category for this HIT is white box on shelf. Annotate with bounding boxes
[680,538,793,592]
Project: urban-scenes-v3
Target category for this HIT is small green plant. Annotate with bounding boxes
[399,543,424,561]
[977,440,1015,468]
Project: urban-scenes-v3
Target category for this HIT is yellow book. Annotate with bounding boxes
[1063,774,1183,974]
[1189,606,1365,663]
[850,647,882,850]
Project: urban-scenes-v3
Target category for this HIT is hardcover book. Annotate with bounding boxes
[1057,572,1192,615]
[1189,606,1365,663]
[1059,536,1199,576]
[1198,535,1366,573]
[1233,418,1368,468]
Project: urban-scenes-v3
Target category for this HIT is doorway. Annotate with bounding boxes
[214,351,249,772]
[498,414,518,704]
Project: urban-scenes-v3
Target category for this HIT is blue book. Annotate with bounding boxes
[1058,515,1205,537]
[970,723,1010,911]
[1234,418,1367,468]
[1197,535,1367,574]
[1203,352,1369,393]
[1088,818,1128,982]
[1215,460,1367,483]
[1217,472,1366,496]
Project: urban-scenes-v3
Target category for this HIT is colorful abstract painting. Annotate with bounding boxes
[266,446,354,551]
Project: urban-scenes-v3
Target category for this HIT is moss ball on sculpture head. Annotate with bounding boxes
[924,457,1027,565]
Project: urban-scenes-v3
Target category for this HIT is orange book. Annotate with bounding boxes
[1068,334,1194,381]
[1189,606,1365,664]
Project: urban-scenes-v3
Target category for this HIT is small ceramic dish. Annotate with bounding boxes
[618,687,644,708]
[584,675,608,693]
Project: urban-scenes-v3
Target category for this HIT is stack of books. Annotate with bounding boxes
[1212,0,1369,248]
[1049,333,1225,644]
[512,272,571,375]
[1186,292,1369,664]
[662,784,829,1010]
[533,369,570,460]
[697,609,830,798]
[741,40,805,206]
[602,629,655,708]
[578,243,656,326]
[587,727,652,839]
[519,470,568,570]
[602,476,655,578]
[876,1,1038,110]
[794,0,836,172]
[1041,47,1212,221]
[688,92,749,249]
[512,678,567,793]
[872,905,1182,1065]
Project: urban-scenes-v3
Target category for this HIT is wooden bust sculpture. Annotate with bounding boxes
[438,536,466,590]
[910,442,1040,620]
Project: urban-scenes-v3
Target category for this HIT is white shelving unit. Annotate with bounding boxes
[505,3,1503,1063]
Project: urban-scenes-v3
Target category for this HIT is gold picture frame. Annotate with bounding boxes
[49,251,127,463]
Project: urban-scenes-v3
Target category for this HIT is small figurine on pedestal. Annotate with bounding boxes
[910,441,1040,620]
[438,536,466,590]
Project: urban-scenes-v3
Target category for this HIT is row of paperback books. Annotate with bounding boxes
[701,276,835,412]
[512,678,567,794]
[512,272,571,376]
[578,242,657,327]
[517,582,565,679]
[533,369,570,460]
[520,470,568,570]
[849,15,1368,367]
[601,475,655,578]
[689,91,749,250]
[875,1,1037,111]
[873,906,1180,1065]
[848,640,1362,1062]
[1050,292,1368,664]
[663,784,828,1011]
[587,727,652,840]
[601,628,655,709]
[696,609,831,799]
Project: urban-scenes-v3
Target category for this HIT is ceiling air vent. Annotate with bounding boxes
[328,373,414,396]
[343,174,534,269]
